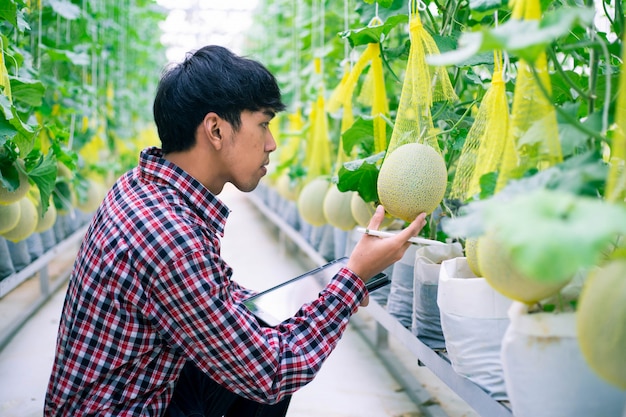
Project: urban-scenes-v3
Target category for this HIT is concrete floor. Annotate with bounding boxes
[0,183,477,417]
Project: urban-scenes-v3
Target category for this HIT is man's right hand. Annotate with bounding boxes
[346,205,427,283]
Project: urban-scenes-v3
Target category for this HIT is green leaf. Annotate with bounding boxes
[478,172,498,199]
[26,151,57,213]
[337,152,385,202]
[0,115,18,146]
[10,77,46,107]
[428,7,595,66]
[431,34,458,54]
[0,95,36,155]
[442,166,566,238]
[469,0,507,13]
[363,0,394,7]
[427,31,484,67]
[0,0,17,28]
[546,151,607,197]
[53,180,73,213]
[556,104,602,157]
[16,10,30,32]
[49,0,82,20]
[356,0,406,26]
[13,131,35,158]
[0,95,13,122]
[0,158,19,191]
[42,46,90,66]
[341,15,408,47]
[517,112,558,148]
[341,117,375,155]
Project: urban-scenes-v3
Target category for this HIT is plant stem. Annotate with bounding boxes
[588,31,599,117]
[547,45,595,101]
[423,2,439,34]
[529,66,605,142]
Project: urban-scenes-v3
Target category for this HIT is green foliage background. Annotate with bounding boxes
[242,0,626,282]
[0,0,166,213]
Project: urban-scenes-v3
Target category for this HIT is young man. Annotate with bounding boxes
[44,45,426,416]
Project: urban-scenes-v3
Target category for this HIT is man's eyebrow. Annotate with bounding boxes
[263,109,276,119]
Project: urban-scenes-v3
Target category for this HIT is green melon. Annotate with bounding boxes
[1,197,38,242]
[350,193,394,229]
[323,185,356,231]
[57,162,73,180]
[465,238,481,277]
[35,200,57,233]
[577,259,626,389]
[77,179,106,213]
[297,177,330,227]
[0,201,20,234]
[377,143,447,222]
[477,232,570,304]
[275,172,301,202]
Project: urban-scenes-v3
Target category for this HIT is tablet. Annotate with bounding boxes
[243,257,389,327]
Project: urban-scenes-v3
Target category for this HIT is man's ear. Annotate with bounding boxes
[202,112,223,150]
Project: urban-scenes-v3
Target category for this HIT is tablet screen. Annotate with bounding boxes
[243,257,349,327]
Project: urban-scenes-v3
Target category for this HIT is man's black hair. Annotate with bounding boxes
[153,45,286,153]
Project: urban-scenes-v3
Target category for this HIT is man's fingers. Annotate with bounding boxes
[366,205,386,230]
[398,212,427,241]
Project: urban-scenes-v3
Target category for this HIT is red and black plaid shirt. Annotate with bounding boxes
[44,147,367,416]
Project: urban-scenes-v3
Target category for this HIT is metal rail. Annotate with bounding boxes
[0,225,88,352]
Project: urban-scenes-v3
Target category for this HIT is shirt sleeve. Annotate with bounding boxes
[229,279,257,302]
[149,250,367,404]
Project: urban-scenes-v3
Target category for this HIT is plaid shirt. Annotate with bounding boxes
[44,147,367,416]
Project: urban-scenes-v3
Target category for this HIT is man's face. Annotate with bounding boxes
[222,109,277,192]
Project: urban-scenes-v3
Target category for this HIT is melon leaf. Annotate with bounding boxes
[486,189,626,284]
[337,152,384,203]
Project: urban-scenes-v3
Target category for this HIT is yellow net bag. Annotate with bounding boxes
[304,57,333,181]
[329,63,355,175]
[606,31,626,203]
[273,108,305,200]
[276,108,304,169]
[496,0,562,190]
[0,42,12,103]
[328,18,390,156]
[450,51,509,200]
[387,2,457,155]
[357,41,390,155]
[81,129,107,165]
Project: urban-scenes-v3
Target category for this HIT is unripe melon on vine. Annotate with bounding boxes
[0,201,20,233]
[377,143,447,222]
[465,238,481,277]
[297,177,330,227]
[350,193,394,229]
[57,162,73,180]
[276,172,301,202]
[350,193,375,228]
[35,200,57,233]
[477,232,570,304]
[0,162,30,205]
[577,259,626,389]
[1,197,38,242]
[323,185,356,231]
[77,179,106,213]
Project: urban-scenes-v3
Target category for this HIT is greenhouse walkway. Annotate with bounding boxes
[0,183,477,417]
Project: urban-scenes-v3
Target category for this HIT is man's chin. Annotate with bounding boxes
[232,180,261,193]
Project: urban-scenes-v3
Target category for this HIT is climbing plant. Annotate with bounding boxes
[0,0,166,213]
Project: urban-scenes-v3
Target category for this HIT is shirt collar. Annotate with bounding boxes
[138,147,230,237]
